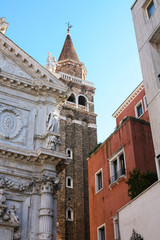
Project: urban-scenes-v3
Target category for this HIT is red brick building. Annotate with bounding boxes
[88,82,156,240]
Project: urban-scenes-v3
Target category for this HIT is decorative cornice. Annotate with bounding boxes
[0,143,68,165]
[112,82,144,118]
[0,33,68,93]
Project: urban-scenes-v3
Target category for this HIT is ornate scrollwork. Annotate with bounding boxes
[0,107,23,139]
[0,175,32,192]
[0,189,20,238]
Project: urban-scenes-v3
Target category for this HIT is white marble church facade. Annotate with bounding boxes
[0,19,70,240]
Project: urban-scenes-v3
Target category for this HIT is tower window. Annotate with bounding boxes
[66,208,73,221]
[66,176,73,188]
[66,148,72,159]
[67,93,75,103]
[78,95,87,106]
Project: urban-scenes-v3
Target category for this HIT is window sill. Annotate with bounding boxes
[66,218,73,222]
[95,187,103,195]
[137,112,144,119]
[109,174,126,189]
[66,186,73,189]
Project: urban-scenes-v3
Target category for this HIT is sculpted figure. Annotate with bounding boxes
[46,110,59,134]
[4,205,19,225]
[46,52,56,73]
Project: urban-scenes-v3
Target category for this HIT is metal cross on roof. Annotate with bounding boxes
[66,22,73,33]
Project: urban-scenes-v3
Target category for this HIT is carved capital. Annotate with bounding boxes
[38,233,53,240]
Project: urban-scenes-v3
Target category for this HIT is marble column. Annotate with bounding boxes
[38,181,54,240]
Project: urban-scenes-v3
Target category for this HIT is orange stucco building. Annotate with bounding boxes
[88,82,156,240]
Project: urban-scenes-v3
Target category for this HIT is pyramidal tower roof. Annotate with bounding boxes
[58,32,79,62]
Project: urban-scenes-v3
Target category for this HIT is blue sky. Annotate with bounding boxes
[1,0,142,143]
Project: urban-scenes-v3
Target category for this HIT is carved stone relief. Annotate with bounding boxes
[0,189,20,239]
[0,189,7,217]
[0,52,33,80]
[0,175,32,192]
[0,107,23,139]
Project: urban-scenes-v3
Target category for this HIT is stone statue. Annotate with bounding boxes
[4,205,19,225]
[47,135,61,151]
[46,110,59,134]
[0,17,9,34]
[46,52,56,73]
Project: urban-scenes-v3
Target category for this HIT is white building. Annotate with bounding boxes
[131,0,160,177]
[0,18,70,240]
[118,180,160,240]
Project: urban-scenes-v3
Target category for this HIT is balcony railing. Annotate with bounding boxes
[59,72,94,87]
[109,168,126,185]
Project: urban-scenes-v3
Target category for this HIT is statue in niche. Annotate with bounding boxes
[46,110,59,134]
[4,205,19,225]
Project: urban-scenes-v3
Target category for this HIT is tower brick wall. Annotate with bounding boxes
[56,32,97,240]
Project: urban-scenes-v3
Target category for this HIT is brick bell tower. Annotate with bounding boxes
[46,27,97,240]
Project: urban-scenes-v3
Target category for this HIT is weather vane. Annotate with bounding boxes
[66,22,73,33]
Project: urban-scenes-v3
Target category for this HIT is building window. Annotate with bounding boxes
[95,169,103,193]
[147,0,155,18]
[66,208,73,221]
[67,93,76,103]
[66,176,73,188]
[66,148,72,159]
[135,100,144,118]
[78,95,87,106]
[97,224,106,240]
[113,217,119,240]
[109,149,126,185]
[143,96,148,111]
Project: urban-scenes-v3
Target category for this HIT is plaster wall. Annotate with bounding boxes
[118,180,160,240]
